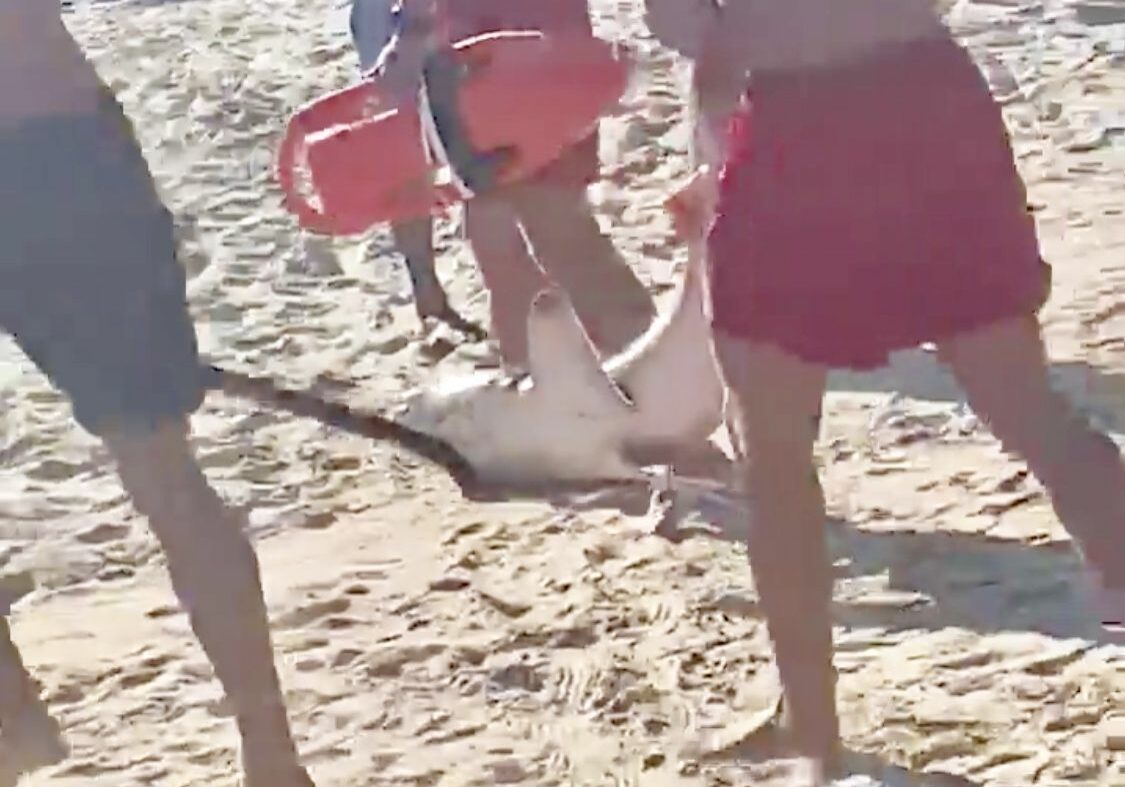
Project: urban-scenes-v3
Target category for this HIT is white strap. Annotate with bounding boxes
[417,74,475,201]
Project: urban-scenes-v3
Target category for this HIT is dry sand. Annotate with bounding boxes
[1,0,1123,784]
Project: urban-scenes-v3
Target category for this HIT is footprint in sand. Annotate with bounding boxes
[487,662,546,695]
[115,652,177,690]
[363,643,447,679]
[276,596,352,629]
[74,523,132,545]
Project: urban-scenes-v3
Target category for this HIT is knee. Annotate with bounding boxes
[105,420,193,503]
[984,388,1116,474]
[464,194,517,236]
[514,184,596,232]
[105,420,241,544]
[517,182,586,212]
[733,414,818,486]
[104,422,265,615]
[723,383,822,492]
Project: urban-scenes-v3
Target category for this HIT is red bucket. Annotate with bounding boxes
[277,81,437,235]
[277,31,630,236]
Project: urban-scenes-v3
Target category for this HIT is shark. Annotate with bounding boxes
[395,173,727,485]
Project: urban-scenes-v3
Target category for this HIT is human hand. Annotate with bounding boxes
[666,165,719,242]
[369,39,428,105]
[367,0,442,105]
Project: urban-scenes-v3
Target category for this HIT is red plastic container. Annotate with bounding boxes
[277,30,630,235]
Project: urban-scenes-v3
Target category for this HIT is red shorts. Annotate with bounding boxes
[707,36,1051,369]
[443,0,600,188]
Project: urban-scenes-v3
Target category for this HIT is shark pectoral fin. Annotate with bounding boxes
[526,287,632,414]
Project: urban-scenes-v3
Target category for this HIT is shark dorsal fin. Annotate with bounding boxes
[525,288,632,414]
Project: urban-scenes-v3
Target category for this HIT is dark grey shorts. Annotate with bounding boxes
[0,91,205,437]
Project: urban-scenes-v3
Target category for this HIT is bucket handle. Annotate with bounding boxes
[276,82,388,235]
[277,108,331,232]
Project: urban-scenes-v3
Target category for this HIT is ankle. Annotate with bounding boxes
[786,718,843,764]
[241,721,305,785]
[776,691,842,763]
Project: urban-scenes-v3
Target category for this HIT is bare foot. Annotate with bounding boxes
[1085,570,1125,644]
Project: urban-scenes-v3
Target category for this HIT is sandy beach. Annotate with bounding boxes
[0,0,1122,784]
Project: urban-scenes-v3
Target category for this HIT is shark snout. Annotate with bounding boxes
[394,371,516,459]
[395,386,447,434]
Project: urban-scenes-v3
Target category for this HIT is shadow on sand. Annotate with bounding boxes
[211,353,1122,650]
[558,479,1116,647]
[528,347,1125,649]
[827,347,1125,431]
[204,352,1122,785]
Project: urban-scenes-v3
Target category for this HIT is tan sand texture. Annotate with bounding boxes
[0,0,1122,784]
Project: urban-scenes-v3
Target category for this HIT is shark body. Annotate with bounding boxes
[397,230,726,485]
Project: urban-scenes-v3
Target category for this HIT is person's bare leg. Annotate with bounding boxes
[391,215,445,320]
[712,332,840,766]
[939,315,1125,627]
[389,216,485,338]
[102,419,312,787]
[513,184,656,357]
[0,617,67,786]
[463,193,547,369]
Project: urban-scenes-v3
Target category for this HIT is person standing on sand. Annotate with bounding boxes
[349,0,657,369]
[647,0,1125,784]
[0,3,314,786]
